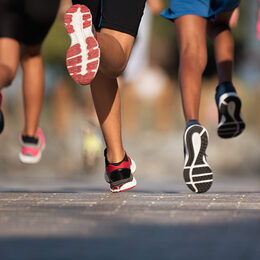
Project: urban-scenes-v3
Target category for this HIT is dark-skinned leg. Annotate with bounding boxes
[207,12,234,84]
[174,15,207,123]
[64,5,137,192]
[91,28,137,192]
[207,11,245,138]
[175,15,212,193]
[91,72,124,163]
[92,28,134,163]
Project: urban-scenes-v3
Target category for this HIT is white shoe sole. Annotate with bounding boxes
[64,4,100,86]
[218,93,245,138]
[110,177,137,193]
[105,159,137,193]
[184,125,213,193]
[19,144,45,164]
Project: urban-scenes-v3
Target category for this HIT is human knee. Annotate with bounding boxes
[209,22,230,38]
[98,30,133,78]
[0,63,16,86]
[21,45,42,60]
[180,42,207,68]
[101,57,128,78]
[113,60,128,77]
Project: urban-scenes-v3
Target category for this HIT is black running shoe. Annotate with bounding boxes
[104,149,136,193]
[215,82,245,138]
[183,124,213,193]
[0,92,4,134]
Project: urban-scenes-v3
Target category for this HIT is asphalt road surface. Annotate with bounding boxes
[0,174,259,260]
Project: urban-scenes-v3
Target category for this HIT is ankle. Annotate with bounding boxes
[22,135,38,144]
[216,81,236,93]
[186,120,200,130]
[105,147,125,164]
[22,130,38,139]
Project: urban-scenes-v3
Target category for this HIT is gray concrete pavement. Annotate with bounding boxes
[0,175,259,260]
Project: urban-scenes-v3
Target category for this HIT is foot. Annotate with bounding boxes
[216,82,245,138]
[183,124,213,193]
[0,92,4,134]
[104,149,137,193]
[19,128,46,164]
[64,4,100,86]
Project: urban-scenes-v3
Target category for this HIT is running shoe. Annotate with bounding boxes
[183,124,213,193]
[64,4,100,86]
[19,128,46,164]
[0,92,4,134]
[104,149,137,193]
[215,82,245,138]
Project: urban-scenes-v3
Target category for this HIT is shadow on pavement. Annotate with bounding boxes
[0,219,259,260]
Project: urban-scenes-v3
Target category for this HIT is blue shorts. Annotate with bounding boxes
[161,0,240,21]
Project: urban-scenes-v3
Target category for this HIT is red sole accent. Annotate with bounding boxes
[112,185,136,193]
[64,5,100,86]
[66,56,82,66]
[87,60,99,70]
[66,44,81,59]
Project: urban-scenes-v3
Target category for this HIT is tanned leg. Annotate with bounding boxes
[0,38,20,88]
[174,15,208,122]
[91,29,134,163]
[97,29,134,78]
[20,44,44,138]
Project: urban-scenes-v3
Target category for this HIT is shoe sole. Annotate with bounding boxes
[111,177,137,193]
[64,4,100,85]
[0,109,4,134]
[218,93,245,138]
[184,125,213,193]
[105,159,137,193]
[19,143,46,164]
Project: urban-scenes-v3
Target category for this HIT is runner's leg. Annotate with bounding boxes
[91,29,135,163]
[207,11,234,84]
[20,44,44,138]
[0,38,20,88]
[174,15,207,122]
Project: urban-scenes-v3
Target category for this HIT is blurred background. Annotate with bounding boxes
[0,0,259,183]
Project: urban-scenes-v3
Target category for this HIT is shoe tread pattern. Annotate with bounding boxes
[218,95,245,138]
[184,125,213,193]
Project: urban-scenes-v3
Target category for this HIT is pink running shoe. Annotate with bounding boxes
[104,149,137,193]
[0,92,4,134]
[64,4,100,85]
[19,128,46,164]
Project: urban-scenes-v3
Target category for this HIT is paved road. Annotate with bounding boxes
[0,175,259,260]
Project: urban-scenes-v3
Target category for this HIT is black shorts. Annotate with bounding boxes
[72,0,146,38]
[0,0,60,45]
